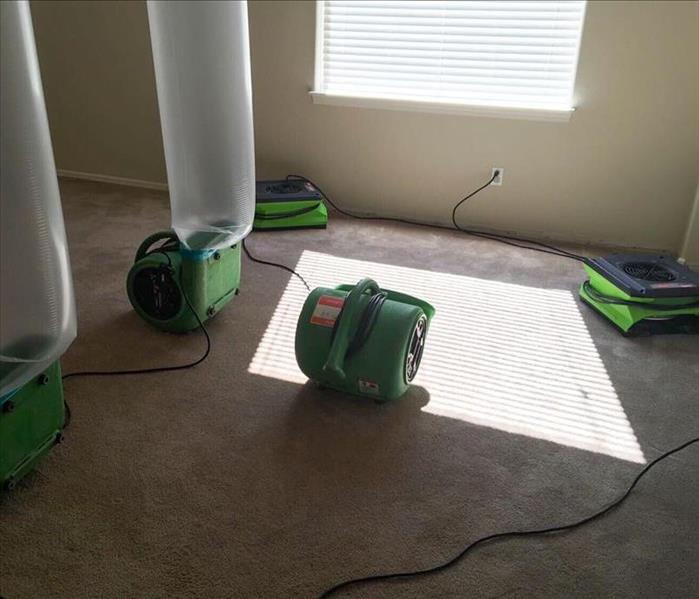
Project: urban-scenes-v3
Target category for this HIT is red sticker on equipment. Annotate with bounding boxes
[310,295,344,327]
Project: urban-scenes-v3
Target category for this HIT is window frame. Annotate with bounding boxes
[311,0,587,122]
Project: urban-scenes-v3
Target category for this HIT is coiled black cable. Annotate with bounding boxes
[346,291,387,358]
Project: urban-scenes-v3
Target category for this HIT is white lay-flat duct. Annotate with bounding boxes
[147,0,256,251]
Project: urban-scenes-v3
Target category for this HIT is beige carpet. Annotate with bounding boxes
[1,179,697,599]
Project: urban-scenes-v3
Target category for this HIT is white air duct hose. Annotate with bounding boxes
[147,0,256,251]
[0,0,77,397]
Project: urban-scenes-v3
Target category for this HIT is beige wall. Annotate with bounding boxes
[31,0,165,184]
[32,0,699,253]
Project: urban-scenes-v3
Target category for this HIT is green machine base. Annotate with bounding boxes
[295,278,435,402]
[127,230,241,333]
[0,362,67,491]
[254,200,328,231]
[254,179,328,231]
[579,256,699,336]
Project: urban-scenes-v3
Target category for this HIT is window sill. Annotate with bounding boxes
[309,92,574,123]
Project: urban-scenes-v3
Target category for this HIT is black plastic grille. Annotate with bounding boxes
[133,266,181,321]
[622,262,677,282]
[405,315,427,383]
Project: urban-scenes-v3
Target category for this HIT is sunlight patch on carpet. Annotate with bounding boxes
[248,250,645,463]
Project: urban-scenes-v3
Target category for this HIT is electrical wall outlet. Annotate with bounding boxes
[491,168,504,186]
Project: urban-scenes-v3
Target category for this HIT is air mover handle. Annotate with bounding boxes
[322,278,380,382]
[134,230,180,262]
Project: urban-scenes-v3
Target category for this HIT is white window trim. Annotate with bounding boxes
[311,1,584,123]
[309,91,574,122]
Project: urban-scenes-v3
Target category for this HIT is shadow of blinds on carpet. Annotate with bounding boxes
[248,250,645,464]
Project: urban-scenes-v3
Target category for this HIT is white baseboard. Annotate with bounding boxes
[57,169,168,191]
[349,208,671,255]
[55,170,686,259]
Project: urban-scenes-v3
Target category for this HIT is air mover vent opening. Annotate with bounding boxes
[622,262,676,282]
[405,315,427,383]
[267,182,305,195]
[133,266,182,321]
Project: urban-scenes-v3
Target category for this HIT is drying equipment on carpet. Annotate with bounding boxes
[127,2,255,331]
[126,231,241,333]
[579,253,699,335]
[254,179,328,231]
[0,363,67,491]
[295,278,435,402]
[0,1,76,489]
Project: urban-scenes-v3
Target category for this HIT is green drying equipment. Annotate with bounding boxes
[254,180,328,231]
[126,230,241,333]
[0,362,67,491]
[579,253,699,336]
[295,278,435,402]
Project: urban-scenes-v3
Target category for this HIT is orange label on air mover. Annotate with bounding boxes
[310,295,344,327]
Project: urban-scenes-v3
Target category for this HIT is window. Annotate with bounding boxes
[313,1,587,121]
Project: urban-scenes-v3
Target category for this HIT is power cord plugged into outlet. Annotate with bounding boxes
[491,168,503,186]
[289,172,585,262]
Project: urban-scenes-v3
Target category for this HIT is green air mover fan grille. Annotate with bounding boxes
[132,266,182,321]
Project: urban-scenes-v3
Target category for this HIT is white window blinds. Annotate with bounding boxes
[314,1,587,114]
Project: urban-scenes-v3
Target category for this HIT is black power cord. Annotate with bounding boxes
[319,436,699,598]
[248,172,585,294]
[63,231,311,381]
[62,251,211,381]
[52,183,695,599]
[242,237,311,291]
[286,174,586,263]
[328,288,388,358]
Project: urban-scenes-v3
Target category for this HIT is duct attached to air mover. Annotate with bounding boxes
[126,1,256,332]
[0,0,77,397]
[1,0,76,490]
[147,0,255,251]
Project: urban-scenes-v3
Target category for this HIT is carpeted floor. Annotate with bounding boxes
[1,179,697,599]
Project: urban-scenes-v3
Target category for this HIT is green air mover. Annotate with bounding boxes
[579,254,699,336]
[1,361,67,491]
[295,278,435,402]
[1,1,76,491]
[127,230,241,333]
[254,180,328,231]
